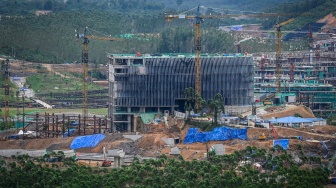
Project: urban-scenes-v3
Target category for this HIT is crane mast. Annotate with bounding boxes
[276,24,282,93]
[82,27,89,118]
[194,6,202,110]
[3,59,10,129]
[77,27,122,119]
[275,18,295,93]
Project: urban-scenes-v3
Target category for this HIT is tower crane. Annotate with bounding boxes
[76,27,122,118]
[1,59,10,129]
[274,18,295,93]
[166,6,287,109]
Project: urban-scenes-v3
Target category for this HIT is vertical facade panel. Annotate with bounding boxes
[109,54,254,109]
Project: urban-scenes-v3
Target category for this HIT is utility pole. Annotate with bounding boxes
[22,90,25,139]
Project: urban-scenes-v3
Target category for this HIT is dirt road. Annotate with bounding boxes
[42,64,69,78]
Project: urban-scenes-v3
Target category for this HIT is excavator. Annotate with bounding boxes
[102,146,111,167]
[258,133,266,140]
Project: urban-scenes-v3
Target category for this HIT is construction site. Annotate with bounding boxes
[1,5,336,186]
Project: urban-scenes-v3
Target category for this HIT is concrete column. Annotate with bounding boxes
[127,108,131,132]
[112,119,116,133]
[133,115,137,132]
[114,157,123,168]
[114,157,119,168]
[127,115,131,132]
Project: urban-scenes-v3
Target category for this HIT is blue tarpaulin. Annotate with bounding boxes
[231,25,243,31]
[273,139,289,150]
[184,126,247,144]
[62,128,76,138]
[70,134,105,149]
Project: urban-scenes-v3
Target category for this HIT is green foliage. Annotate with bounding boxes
[0,147,330,188]
[186,119,220,131]
[0,121,15,131]
[293,112,303,117]
[262,0,336,30]
[25,73,102,94]
[1,0,329,64]
[327,115,336,126]
[207,93,225,125]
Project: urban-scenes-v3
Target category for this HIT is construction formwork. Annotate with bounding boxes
[108,54,254,132]
[8,113,108,139]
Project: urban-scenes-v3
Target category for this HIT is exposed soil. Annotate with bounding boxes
[0,105,335,161]
[261,105,315,119]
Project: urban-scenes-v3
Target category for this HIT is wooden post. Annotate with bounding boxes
[93,115,96,134]
[67,116,70,137]
[83,115,86,135]
[62,114,65,136]
[56,116,59,138]
[99,118,102,134]
[52,113,55,138]
[78,115,81,135]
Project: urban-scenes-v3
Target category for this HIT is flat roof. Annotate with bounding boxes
[109,53,252,58]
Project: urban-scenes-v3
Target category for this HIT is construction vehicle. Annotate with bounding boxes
[76,27,122,118]
[258,133,266,140]
[102,146,111,167]
[269,123,279,139]
[234,37,253,53]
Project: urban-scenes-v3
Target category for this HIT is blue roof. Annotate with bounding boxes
[305,118,325,122]
[269,116,313,124]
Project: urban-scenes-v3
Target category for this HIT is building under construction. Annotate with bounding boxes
[108,54,254,132]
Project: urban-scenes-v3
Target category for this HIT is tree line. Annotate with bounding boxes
[0,145,330,187]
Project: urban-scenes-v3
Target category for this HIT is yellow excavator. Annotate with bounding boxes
[258,133,266,140]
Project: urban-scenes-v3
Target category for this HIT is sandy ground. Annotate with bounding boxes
[261,105,315,119]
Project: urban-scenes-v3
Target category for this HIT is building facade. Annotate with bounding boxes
[108,54,254,132]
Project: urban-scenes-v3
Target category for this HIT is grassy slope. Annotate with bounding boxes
[26,73,103,94]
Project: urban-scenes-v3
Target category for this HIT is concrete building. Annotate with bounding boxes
[108,53,254,132]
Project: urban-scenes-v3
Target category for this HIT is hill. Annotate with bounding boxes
[0,0,335,63]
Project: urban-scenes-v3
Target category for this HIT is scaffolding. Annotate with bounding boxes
[8,113,108,139]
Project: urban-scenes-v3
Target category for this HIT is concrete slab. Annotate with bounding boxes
[107,149,125,157]
[169,147,181,155]
[0,149,46,158]
[162,138,175,146]
[0,149,24,158]
[211,144,225,155]
[123,135,143,141]
[25,150,46,157]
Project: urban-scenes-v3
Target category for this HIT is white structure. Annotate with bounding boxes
[211,144,225,155]
[107,149,125,168]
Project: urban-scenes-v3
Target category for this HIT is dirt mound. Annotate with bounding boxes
[299,125,336,135]
[76,134,125,153]
[0,137,73,150]
[261,105,315,119]
[138,134,166,149]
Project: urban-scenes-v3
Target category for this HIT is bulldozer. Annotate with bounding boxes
[258,133,266,140]
[102,146,111,167]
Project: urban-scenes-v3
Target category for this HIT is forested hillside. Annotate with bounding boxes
[0,0,303,15]
[0,0,335,64]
